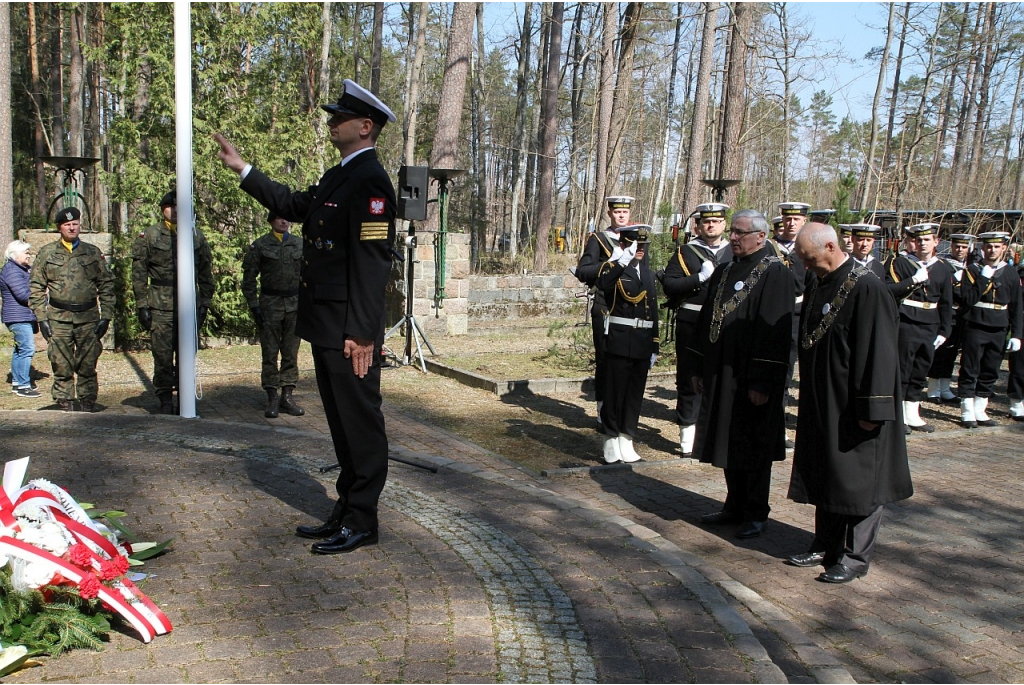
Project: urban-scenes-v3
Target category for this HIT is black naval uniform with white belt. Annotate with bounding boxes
[576,230,618,403]
[1006,264,1024,406]
[957,262,1023,399]
[928,255,970,382]
[595,257,660,440]
[240,149,396,534]
[661,240,732,427]
[885,254,954,402]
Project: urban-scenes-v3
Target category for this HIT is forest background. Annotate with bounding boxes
[1,2,1023,344]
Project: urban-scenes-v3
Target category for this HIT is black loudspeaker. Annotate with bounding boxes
[398,165,429,221]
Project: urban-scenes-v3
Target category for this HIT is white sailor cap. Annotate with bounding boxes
[321,79,397,126]
[904,223,940,237]
[695,202,729,219]
[839,224,881,238]
[949,233,974,244]
[619,224,652,244]
[978,231,1011,244]
[778,202,811,216]
[770,215,784,228]
[606,196,635,209]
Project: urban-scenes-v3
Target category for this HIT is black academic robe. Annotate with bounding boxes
[788,258,913,516]
[685,243,794,469]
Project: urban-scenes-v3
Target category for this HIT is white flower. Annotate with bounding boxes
[10,558,58,592]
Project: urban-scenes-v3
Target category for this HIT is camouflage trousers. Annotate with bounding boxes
[151,309,179,396]
[47,320,103,401]
[260,309,300,389]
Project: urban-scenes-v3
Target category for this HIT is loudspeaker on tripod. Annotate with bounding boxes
[398,165,428,221]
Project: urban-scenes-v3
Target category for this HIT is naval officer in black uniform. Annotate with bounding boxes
[596,225,660,463]
[215,79,397,555]
[844,224,885,278]
[576,196,635,425]
[957,231,1022,427]
[660,202,732,456]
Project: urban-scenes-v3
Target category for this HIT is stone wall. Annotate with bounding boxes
[388,231,470,336]
[468,273,586,322]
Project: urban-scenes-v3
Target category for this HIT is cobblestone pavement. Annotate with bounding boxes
[3,370,1021,684]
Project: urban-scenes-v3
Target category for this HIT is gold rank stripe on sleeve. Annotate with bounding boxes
[360,222,390,241]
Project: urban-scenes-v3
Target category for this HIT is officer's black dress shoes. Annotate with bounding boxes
[909,423,935,433]
[311,528,378,555]
[786,551,827,567]
[295,520,343,540]
[735,520,768,539]
[700,510,743,525]
[977,418,999,427]
[817,563,866,584]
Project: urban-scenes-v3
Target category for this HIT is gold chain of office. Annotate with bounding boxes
[708,254,779,343]
[801,265,869,349]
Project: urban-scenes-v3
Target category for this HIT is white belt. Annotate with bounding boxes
[607,316,654,329]
[974,302,1008,310]
[679,303,702,312]
[794,295,804,304]
[902,299,936,309]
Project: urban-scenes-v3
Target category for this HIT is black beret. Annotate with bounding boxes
[160,190,177,208]
[55,207,81,225]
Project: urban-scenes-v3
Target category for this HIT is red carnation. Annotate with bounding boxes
[78,573,101,600]
[68,543,93,567]
[99,555,129,581]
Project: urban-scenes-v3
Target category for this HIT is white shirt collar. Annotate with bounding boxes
[341,146,374,167]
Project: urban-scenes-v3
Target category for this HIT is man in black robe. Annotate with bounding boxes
[787,223,913,584]
[685,210,794,539]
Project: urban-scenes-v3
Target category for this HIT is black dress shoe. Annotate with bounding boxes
[817,563,866,584]
[295,520,343,540]
[977,418,999,427]
[961,420,977,428]
[311,528,378,555]
[910,423,935,432]
[700,510,743,525]
[735,520,768,539]
[786,551,826,567]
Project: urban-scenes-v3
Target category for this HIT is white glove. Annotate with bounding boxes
[1008,338,1021,353]
[609,245,624,264]
[933,335,946,349]
[911,266,929,284]
[617,241,638,266]
[698,260,715,283]
[954,269,964,282]
[650,353,658,369]
[981,265,996,279]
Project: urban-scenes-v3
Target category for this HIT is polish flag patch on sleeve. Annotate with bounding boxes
[369,198,386,215]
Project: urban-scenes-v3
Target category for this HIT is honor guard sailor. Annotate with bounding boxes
[596,225,660,464]
[884,223,953,433]
[215,78,397,555]
[576,196,634,425]
[957,232,1022,428]
[30,207,115,412]
[927,233,975,402]
[838,224,855,253]
[774,202,811,405]
[660,203,732,456]
[843,224,885,278]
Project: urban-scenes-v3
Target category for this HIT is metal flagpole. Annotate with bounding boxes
[174,1,198,418]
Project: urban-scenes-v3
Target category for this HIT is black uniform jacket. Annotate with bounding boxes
[960,262,1024,335]
[241,149,397,349]
[596,260,660,359]
[661,240,732,324]
[884,254,954,338]
[771,239,809,298]
[685,244,795,468]
[789,258,913,515]
[576,230,617,313]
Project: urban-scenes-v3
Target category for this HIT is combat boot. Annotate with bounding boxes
[265,388,280,418]
[80,399,97,413]
[280,386,305,416]
[158,393,174,415]
[57,399,74,412]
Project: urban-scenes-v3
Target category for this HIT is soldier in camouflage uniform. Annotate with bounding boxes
[242,211,305,418]
[131,191,215,414]
[29,207,115,412]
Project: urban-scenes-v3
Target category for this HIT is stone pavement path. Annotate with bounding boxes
[0,411,788,684]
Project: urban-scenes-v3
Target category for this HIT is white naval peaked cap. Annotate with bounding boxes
[321,79,397,126]
[904,223,940,236]
[949,233,974,244]
[778,202,811,216]
[606,196,635,209]
[695,203,729,219]
[770,215,784,227]
[978,231,1010,244]
[839,224,881,237]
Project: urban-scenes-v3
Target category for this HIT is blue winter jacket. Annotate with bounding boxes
[0,259,36,324]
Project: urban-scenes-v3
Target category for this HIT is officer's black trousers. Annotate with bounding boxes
[957,323,1007,398]
[812,506,884,573]
[674,317,701,426]
[1008,349,1024,400]
[601,353,648,438]
[312,344,389,532]
[590,307,607,402]
[928,319,963,379]
[723,464,772,522]
[897,318,938,401]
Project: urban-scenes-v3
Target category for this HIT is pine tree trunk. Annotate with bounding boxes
[589,3,616,236]
[605,2,642,193]
[68,5,85,159]
[680,2,718,217]
[0,3,12,246]
[27,2,47,214]
[509,2,533,259]
[951,5,983,202]
[966,2,997,191]
[370,3,383,93]
[402,3,428,166]
[315,2,333,174]
[856,3,894,210]
[533,2,563,273]
[653,3,683,225]
[50,4,65,157]
[471,3,488,269]
[717,2,752,182]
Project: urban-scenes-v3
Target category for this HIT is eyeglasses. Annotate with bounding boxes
[729,228,763,236]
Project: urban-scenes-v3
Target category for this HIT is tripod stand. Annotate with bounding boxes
[384,221,436,372]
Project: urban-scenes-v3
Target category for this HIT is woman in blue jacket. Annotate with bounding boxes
[1,240,39,397]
